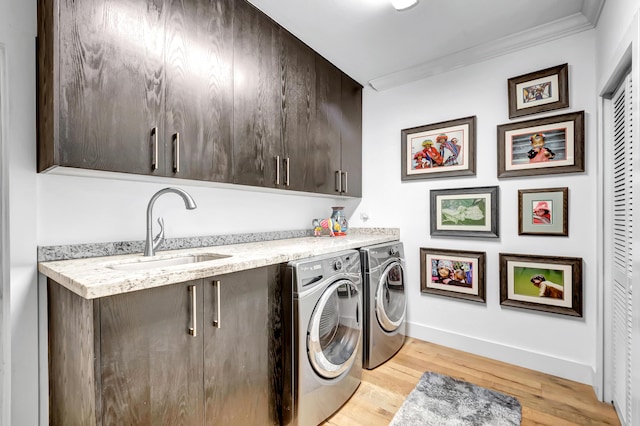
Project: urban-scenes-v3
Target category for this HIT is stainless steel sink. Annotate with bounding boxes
[108,254,231,271]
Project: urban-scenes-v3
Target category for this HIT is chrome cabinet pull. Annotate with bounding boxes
[189,285,197,336]
[284,157,290,186]
[212,280,221,328]
[341,171,348,194]
[275,155,280,185]
[335,170,342,193]
[173,132,180,173]
[151,127,158,171]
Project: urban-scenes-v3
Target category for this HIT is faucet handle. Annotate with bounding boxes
[153,217,165,251]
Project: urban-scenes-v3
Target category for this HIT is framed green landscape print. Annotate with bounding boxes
[430,186,499,238]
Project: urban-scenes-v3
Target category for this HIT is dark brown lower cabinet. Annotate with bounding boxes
[47,266,280,425]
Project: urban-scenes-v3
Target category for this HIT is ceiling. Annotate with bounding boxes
[246,0,605,90]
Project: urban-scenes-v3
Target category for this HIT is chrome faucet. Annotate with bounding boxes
[144,187,197,257]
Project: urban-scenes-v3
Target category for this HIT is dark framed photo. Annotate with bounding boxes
[497,111,584,178]
[420,248,486,303]
[518,187,568,236]
[508,63,569,119]
[499,253,582,317]
[430,186,499,238]
[401,116,476,181]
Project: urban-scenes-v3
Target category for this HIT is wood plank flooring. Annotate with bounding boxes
[322,338,620,425]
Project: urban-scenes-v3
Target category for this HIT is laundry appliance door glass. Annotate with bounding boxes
[307,279,361,379]
[376,262,406,332]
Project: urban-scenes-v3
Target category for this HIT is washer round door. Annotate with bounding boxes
[307,279,362,379]
[375,261,406,332]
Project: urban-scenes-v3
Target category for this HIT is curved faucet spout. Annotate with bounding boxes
[144,187,197,256]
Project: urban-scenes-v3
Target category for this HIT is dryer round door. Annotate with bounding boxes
[375,261,406,332]
[307,279,362,379]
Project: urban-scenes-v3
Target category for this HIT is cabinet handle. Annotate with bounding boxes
[341,171,348,194]
[151,127,158,171]
[275,155,280,185]
[212,280,221,328]
[335,170,342,193]
[189,285,197,336]
[284,157,290,186]
[173,132,180,173]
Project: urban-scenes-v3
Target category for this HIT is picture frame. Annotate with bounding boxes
[401,116,476,181]
[508,63,569,119]
[420,248,486,303]
[499,253,582,317]
[497,111,584,178]
[430,186,499,238]
[518,187,568,236]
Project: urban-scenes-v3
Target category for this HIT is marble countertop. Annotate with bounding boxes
[38,229,399,299]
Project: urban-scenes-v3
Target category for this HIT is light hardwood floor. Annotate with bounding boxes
[322,338,620,425]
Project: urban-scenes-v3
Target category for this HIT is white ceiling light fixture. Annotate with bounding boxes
[390,0,418,11]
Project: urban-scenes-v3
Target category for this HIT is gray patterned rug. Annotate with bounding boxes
[390,371,521,425]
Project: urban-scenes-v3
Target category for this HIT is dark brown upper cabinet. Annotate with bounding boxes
[38,0,362,196]
[38,0,234,181]
[232,0,281,188]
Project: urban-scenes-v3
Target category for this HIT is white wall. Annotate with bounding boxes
[350,30,599,384]
[37,173,358,245]
[1,0,38,424]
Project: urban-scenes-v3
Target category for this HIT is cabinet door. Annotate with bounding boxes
[164,0,234,182]
[314,55,343,195]
[57,0,166,175]
[340,74,363,197]
[233,0,282,188]
[203,267,278,425]
[99,280,204,425]
[280,30,316,192]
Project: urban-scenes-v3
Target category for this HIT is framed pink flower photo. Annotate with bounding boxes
[518,187,568,236]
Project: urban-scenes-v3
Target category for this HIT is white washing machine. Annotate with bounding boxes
[360,241,406,369]
[281,250,362,426]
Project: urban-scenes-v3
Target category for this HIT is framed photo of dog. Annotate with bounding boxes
[497,111,584,178]
[507,63,569,119]
[401,116,476,181]
[420,248,486,303]
[499,253,583,317]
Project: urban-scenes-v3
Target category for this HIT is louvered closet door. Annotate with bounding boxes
[611,73,633,426]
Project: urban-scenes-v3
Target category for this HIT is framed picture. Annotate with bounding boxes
[508,63,569,119]
[499,253,582,317]
[430,186,499,238]
[518,187,568,236]
[401,116,476,181]
[420,248,486,303]
[497,111,584,178]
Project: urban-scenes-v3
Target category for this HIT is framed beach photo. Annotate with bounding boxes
[420,248,486,303]
[508,63,569,119]
[518,187,568,236]
[401,116,476,181]
[499,253,583,317]
[430,186,499,238]
[497,111,585,178]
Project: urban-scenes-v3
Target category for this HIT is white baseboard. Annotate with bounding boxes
[406,321,595,386]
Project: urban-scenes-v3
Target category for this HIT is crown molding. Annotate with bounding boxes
[369,5,603,91]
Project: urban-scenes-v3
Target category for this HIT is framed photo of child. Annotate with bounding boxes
[499,253,583,317]
[507,63,569,119]
[401,116,476,181]
[420,248,486,303]
[518,187,568,236]
[497,111,584,178]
